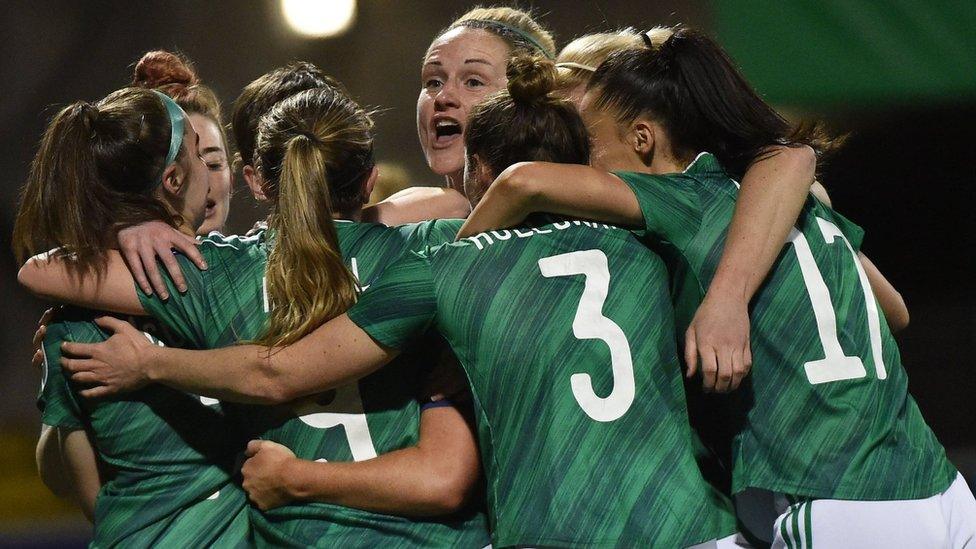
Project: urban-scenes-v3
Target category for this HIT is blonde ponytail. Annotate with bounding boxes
[254,87,373,347]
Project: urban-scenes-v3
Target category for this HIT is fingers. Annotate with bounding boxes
[156,246,186,293]
[78,385,116,399]
[61,342,98,359]
[39,307,56,326]
[32,349,44,371]
[700,347,719,392]
[93,316,131,334]
[684,328,698,378]
[172,234,207,271]
[144,244,170,299]
[122,245,153,296]
[245,440,263,457]
[69,370,107,385]
[729,348,746,391]
[713,349,734,393]
[32,324,47,349]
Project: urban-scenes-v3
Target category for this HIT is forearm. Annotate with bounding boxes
[859,253,909,332]
[18,251,143,315]
[145,314,397,404]
[285,448,466,516]
[710,146,817,300]
[366,187,471,225]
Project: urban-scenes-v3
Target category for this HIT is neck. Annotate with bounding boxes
[333,205,363,222]
[446,170,464,193]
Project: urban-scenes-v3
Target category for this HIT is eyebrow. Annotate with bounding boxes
[422,58,494,68]
[200,146,224,155]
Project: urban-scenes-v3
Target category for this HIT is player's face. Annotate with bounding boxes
[176,123,211,232]
[579,90,644,173]
[418,28,509,190]
[188,113,232,235]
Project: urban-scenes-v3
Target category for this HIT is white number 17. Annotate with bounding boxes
[790,217,887,385]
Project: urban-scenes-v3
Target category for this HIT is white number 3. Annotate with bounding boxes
[539,250,635,422]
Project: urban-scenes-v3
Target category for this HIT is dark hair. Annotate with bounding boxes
[231,62,345,171]
[132,50,228,153]
[13,88,181,272]
[253,87,373,346]
[589,27,837,179]
[466,55,590,178]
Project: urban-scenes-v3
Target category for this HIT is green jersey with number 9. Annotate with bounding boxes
[614,152,956,501]
[347,219,737,548]
[138,222,490,548]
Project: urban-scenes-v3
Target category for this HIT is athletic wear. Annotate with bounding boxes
[615,152,956,502]
[139,223,489,548]
[348,219,737,548]
[771,473,976,549]
[40,308,249,548]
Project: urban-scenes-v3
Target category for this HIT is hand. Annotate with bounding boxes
[118,221,207,299]
[31,307,58,372]
[245,221,268,237]
[60,316,154,398]
[684,291,752,393]
[422,347,470,404]
[242,440,299,511]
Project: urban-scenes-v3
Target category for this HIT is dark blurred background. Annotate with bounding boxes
[2,0,973,544]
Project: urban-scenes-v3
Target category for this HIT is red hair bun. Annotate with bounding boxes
[131,51,199,90]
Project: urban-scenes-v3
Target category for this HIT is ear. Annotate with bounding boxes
[630,119,655,162]
[243,164,267,201]
[159,163,184,197]
[361,165,379,204]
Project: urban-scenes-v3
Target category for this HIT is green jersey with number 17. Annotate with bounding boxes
[615,152,956,501]
[138,221,489,548]
[348,219,736,548]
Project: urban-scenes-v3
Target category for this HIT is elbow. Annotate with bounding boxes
[18,258,47,298]
[443,188,472,218]
[887,298,910,333]
[495,163,541,208]
[422,462,478,515]
[253,362,302,405]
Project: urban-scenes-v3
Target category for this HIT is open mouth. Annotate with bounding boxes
[433,118,462,147]
[205,199,216,218]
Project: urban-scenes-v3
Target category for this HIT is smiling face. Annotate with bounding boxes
[417,27,510,191]
[188,113,232,234]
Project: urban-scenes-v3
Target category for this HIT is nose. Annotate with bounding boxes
[434,81,460,111]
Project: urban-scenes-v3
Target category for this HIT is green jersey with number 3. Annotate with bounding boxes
[39,308,250,548]
[615,152,956,501]
[138,222,489,548]
[347,219,737,548]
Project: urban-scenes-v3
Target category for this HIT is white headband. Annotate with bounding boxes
[555,61,596,72]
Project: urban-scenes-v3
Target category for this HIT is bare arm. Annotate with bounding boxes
[37,425,100,522]
[458,162,643,238]
[62,315,398,404]
[364,187,471,225]
[18,251,145,315]
[686,146,817,391]
[241,404,481,515]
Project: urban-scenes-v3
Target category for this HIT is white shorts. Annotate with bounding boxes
[771,473,976,548]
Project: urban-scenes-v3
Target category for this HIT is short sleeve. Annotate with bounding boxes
[614,171,704,250]
[827,209,866,252]
[346,251,439,350]
[403,219,463,253]
[37,321,94,430]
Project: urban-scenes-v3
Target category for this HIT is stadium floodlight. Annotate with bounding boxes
[281,0,357,38]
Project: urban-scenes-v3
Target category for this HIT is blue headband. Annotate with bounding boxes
[465,19,554,59]
[151,90,186,184]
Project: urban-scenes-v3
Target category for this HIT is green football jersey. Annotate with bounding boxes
[615,152,956,501]
[139,223,490,548]
[348,219,737,548]
[39,308,250,548]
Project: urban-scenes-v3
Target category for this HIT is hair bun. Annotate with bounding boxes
[131,50,199,90]
[506,54,556,104]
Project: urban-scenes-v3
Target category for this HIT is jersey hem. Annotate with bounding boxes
[733,464,957,502]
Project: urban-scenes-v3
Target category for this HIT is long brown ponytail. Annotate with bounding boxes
[13,88,180,274]
[254,87,374,347]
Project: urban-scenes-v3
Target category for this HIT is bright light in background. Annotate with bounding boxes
[281,0,357,38]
